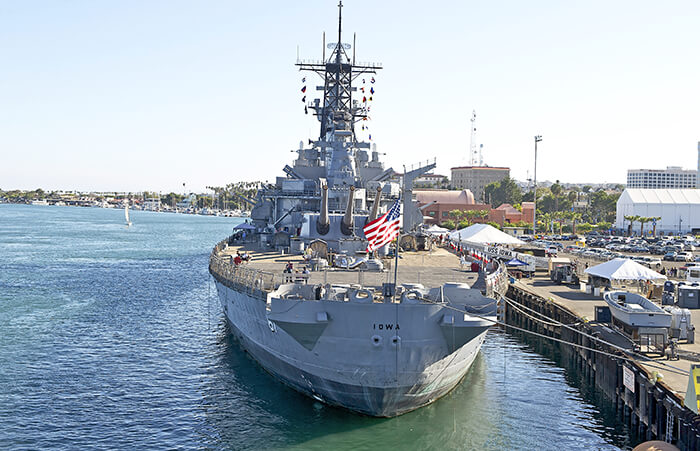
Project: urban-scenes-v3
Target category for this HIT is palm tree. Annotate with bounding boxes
[624,215,639,236]
[540,212,553,234]
[651,217,661,236]
[554,211,567,235]
[638,217,651,237]
[570,212,582,235]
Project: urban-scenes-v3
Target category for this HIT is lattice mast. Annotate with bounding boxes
[295,1,382,187]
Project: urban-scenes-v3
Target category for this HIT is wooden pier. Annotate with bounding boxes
[506,274,700,449]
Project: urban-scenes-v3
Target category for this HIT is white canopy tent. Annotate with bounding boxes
[448,223,525,245]
[584,258,666,281]
[425,224,449,235]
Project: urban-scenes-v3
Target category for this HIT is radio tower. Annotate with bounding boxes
[469,110,478,166]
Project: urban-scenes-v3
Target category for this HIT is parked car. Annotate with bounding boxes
[649,246,665,255]
[663,252,677,261]
[646,258,663,269]
[630,245,649,253]
[675,252,694,262]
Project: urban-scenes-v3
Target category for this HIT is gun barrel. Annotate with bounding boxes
[341,186,356,235]
[369,186,382,222]
[316,185,330,235]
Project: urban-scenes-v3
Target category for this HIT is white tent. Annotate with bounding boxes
[615,189,700,234]
[425,224,449,235]
[584,258,666,281]
[448,223,525,245]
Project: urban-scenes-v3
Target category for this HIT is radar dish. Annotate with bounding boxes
[327,43,352,49]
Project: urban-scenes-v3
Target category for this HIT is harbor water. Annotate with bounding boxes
[0,205,638,450]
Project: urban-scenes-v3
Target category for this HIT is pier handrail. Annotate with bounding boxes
[484,261,508,298]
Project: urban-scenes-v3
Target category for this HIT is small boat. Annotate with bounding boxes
[604,291,671,328]
[125,202,132,227]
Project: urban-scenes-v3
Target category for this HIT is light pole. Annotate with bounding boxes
[533,135,542,236]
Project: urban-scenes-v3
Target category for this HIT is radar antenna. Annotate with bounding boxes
[469,110,478,166]
[294,0,382,188]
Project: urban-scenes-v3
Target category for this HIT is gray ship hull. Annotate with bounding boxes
[214,279,491,417]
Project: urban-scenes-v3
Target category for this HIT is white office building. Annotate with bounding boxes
[615,189,700,234]
[627,167,697,189]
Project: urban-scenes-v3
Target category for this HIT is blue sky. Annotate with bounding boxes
[1,0,699,193]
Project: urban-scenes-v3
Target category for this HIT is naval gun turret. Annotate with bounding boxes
[341,186,355,236]
[317,185,330,235]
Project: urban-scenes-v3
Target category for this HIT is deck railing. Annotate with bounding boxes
[209,238,279,301]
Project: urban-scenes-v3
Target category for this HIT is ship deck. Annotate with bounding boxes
[218,243,481,290]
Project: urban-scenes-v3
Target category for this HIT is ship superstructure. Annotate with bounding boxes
[249,2,433,253]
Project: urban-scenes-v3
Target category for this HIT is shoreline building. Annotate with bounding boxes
[414,189,534,228]
[450,166,510,203]
[615,189,700,235]
[627,167,697,189]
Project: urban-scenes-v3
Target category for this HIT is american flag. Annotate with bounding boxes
[363,199,401,252]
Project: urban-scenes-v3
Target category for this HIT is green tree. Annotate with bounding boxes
[624,215,639,236]
[457,219,471,229]
[638,217,652,236]
[596,221,612,232]
[590,191,620,223]
[162,192,184,208]
[484,177,522,208]
[539,212,553,234]
[577,222,594,233]
[570,212,582,234]
[441,219,456,230]
[449,209,466,222]
[538,193,556,213]
[550,181,563,212]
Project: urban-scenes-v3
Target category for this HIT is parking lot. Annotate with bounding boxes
[522,233,699,278]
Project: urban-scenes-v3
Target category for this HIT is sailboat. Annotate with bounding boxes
[125,201,132,227]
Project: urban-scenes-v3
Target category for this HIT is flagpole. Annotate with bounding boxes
[393,232,400,303]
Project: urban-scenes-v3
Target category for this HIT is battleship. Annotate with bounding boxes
[209,2,507,417]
